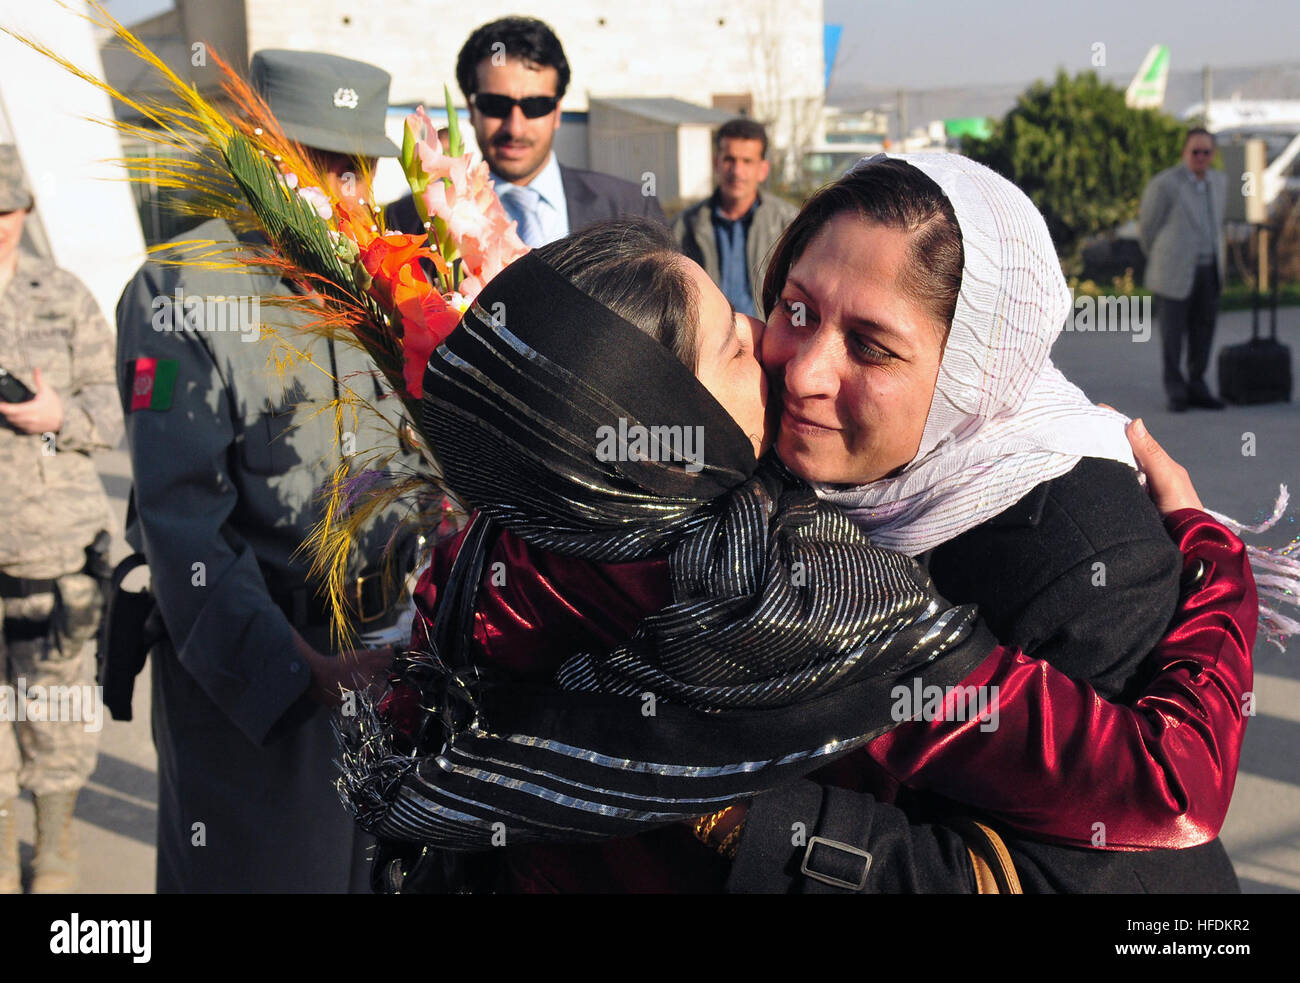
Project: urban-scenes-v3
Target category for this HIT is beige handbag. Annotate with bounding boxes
[948,819,1023,894]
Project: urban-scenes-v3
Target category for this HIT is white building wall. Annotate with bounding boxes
[678,126,718,204]
[587,104,678,202]
[1,1,146,322]
[242,0,824,163]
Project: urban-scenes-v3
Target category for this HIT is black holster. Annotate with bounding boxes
[96,553,166,721]
[84,530,115,599]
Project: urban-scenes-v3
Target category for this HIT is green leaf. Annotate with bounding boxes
[400,118,420,186]
[222,133,405,383]
[966,68,1185,260]
[399,117,430,229]
[444,84,463,158]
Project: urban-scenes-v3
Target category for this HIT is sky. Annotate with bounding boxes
[825,0,1298,91]
[102,0,171,24]
[103,0,1298,92]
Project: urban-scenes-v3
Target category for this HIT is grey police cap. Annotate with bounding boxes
[0,145,34,212]
[249,49,400,158]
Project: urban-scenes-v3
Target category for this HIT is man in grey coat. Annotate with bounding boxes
[673,118,800,318]
[115,51,421,892]
[1139,128,1227,411]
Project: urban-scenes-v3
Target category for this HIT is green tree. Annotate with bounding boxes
[965,70,1186,265]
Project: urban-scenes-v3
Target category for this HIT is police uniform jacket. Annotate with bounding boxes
[116,218,422,892]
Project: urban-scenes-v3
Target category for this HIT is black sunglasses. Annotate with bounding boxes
[471,92,558,119]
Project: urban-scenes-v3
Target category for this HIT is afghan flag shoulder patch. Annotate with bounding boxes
[126,357,178,412]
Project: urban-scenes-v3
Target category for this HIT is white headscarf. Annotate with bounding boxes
[813,153,1136,556]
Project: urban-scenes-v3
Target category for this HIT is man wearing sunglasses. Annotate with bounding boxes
[1139,127,1227,412]
[388,17,665,246]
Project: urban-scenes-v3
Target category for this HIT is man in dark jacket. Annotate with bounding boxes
[116,50,421,893]
[387,16,664,243]
[672,118,799,317]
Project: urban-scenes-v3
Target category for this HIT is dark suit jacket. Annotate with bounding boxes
[729,457,1240,894]
[384,163,666,240]
[560,164,666,229]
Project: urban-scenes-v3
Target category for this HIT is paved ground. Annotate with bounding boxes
[8,305,1299,893]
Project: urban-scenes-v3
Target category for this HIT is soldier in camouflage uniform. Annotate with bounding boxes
[116,52,423,893]
[0,145,122,894]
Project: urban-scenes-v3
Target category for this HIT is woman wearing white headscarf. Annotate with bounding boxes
[740,153,1241,892]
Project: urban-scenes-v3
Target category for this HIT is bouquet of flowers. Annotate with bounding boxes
[6,3,529,640]
[352,101,531,405]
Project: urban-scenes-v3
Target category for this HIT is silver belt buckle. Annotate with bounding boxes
[800,836,872,891]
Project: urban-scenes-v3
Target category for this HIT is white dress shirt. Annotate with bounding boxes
[491,152,570,246]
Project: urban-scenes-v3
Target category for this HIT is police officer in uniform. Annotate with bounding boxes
[0,145,121,894]
[115,52,422,892]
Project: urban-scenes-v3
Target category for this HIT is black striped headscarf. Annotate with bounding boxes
[337,250,994,849]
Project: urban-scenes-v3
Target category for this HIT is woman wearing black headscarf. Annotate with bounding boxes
[337,221,1256,894]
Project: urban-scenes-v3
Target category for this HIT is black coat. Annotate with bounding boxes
[384,164,666,239]
[728,458,1240,894]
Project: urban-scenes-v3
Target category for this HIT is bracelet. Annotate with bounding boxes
[692,809,728,845]
[717,820,747,859]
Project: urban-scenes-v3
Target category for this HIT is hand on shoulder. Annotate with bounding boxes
[1126,418,1203,515]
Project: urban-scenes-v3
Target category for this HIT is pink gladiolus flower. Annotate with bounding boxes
[405,107,529,302]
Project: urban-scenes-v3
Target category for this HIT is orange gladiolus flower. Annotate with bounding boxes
[361,233,433,307]
[361,233,463,399]
[398,298,462,400]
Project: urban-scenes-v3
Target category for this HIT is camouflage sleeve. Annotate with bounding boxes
[116,263,309,746]
[56,274,124,454]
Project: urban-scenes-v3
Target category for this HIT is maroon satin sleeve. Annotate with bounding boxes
[406,516,670,681]
[865,509,1257,850]
[387,519,670,739]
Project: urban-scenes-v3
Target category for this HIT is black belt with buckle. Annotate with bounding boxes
[0,573,58,599]
[3,616,53,642]
[270,571,390,629]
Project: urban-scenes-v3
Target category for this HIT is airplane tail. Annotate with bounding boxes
[1126,44,1169,110]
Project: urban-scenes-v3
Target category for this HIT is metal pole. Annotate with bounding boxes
[1251,224,1260,341]
[1269,222,1279,340]
[1259,225,1269,294]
